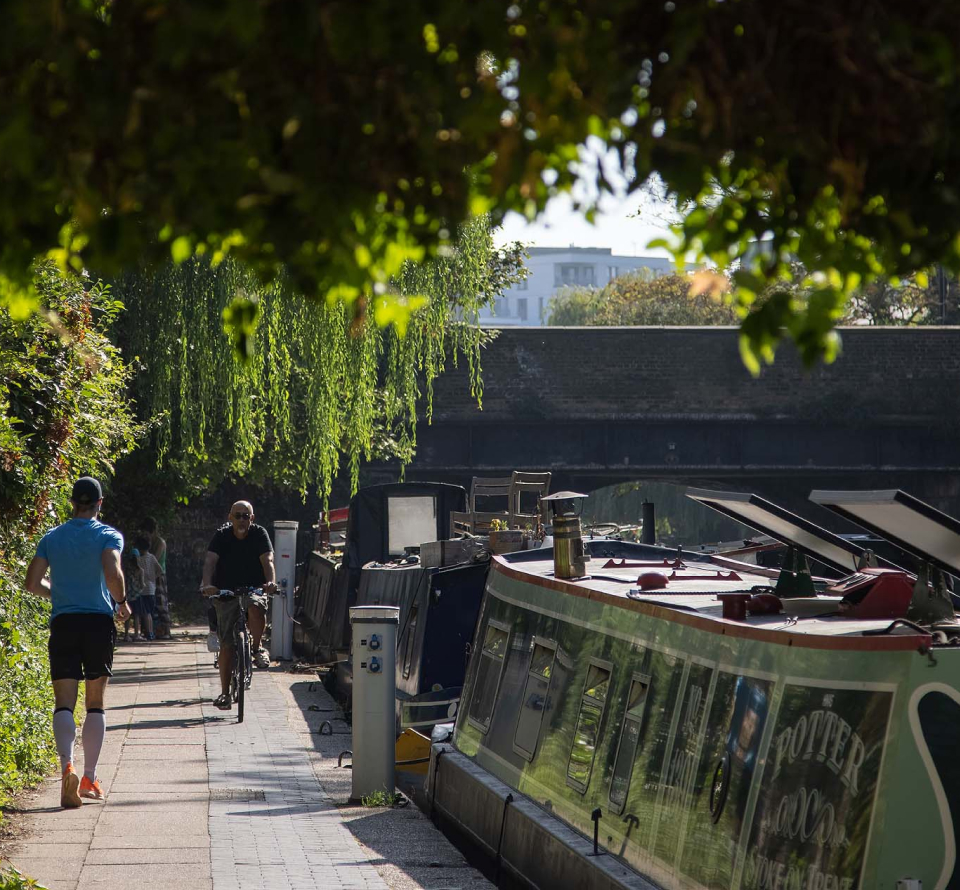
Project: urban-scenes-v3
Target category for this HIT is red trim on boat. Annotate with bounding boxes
[492,558,932,652]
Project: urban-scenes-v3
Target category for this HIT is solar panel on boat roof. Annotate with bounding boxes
[685,488,865,575]
[809,489,960,577]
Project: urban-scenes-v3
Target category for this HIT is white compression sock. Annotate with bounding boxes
[81,709,106,781]
[53,708,76,772]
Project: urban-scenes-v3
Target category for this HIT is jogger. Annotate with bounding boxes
[25,476,129,808]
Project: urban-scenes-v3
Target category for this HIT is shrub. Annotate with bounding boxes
[0,264,138,809]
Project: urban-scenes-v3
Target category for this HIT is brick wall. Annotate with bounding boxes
[428,327,960,427]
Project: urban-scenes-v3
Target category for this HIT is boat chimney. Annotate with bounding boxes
[641,501,656,545]
[543,491,589,580]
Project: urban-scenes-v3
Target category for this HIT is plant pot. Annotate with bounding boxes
[488,529,524,555]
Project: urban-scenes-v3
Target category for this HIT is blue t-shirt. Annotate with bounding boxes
[35,519,124,619]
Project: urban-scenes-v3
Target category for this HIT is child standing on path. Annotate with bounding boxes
[135,535,163,641]
[140,517,171,639]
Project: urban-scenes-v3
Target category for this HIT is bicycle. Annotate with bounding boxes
[213,587,265,723]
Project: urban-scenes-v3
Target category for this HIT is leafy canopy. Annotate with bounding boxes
[2,1,959,363]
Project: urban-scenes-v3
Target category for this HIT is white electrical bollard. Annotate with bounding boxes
[350,605,399,802]
[271,520,298,662]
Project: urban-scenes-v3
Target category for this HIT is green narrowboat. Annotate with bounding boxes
[431,519,960,889]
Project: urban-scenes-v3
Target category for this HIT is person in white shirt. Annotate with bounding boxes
[135,535,164,641]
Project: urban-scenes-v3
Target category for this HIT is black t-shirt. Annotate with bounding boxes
[209,523,273,590]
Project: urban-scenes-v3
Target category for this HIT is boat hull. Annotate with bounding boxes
[441,557,960,889]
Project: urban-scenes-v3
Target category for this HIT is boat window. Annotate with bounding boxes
[583,663,611,702]
[530,644,554,679]
[566,659,613,792]
[387,495,437,556]
[513,638,558,761]
[401,605,419,679]
[608,673,651,813]
[467,621,510,733]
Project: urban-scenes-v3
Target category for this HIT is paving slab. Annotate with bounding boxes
[4,626,491,890]
[85,847,210,865]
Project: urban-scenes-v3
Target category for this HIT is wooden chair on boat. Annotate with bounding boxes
[449,471,552,535]
[508,471,552,531]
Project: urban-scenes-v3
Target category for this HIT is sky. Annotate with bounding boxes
[494,190,676,258]
[492,139,680,259]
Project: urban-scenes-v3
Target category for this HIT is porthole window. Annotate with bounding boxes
[467,620,510,733]
[566,659,613,793]
[513,637,558,761]
[608,673,652,813]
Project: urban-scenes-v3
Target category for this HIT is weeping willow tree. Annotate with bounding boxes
[111,217,522,510]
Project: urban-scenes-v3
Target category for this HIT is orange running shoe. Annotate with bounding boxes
[61,764,81,808]
[79,776,104,800]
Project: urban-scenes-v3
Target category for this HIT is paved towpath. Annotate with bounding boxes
[3,629,490,890]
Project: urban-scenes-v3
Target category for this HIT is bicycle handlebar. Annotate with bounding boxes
[213,586,277,599]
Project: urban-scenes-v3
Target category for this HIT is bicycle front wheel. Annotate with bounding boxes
[236,637,246,723]
[237,665,245,722]
[242,632,253,690]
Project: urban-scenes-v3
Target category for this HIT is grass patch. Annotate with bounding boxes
[360,790,404,807]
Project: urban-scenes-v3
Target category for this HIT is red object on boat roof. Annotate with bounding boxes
[717,592,752,621]
[605,558,685,570]
[829,567,915,619]
[637,572,670,590]
[747,593,783,616]
[667,569,742,582]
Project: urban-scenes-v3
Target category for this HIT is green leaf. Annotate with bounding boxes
[170,237,192,264]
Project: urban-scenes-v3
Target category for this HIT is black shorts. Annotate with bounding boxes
[49,613,116,681]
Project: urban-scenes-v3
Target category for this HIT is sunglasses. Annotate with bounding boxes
[232,512,251,520]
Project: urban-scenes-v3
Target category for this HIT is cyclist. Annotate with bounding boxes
[200,500,276,710]
[24,476,130,807]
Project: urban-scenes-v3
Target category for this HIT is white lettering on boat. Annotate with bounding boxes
[772,702,866,797]
[772,786,847,847]
[744,851,856,890]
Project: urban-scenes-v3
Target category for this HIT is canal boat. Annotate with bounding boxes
[294,479,542,731]
[295,481,483,724]
[430,489,960,890]
[294,480,468,669]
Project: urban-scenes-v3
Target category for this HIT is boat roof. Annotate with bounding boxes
[494,547,934,650]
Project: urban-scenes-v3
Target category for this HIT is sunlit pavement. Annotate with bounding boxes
[4,629,488,890]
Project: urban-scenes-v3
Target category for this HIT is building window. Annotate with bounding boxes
[567,660,613,792]
[513,638,557,761]
[608,265,619,281]
[517,298,528,321]
[401,604,419,679]
[516,278,529,291]
[538,297,545,322]
[554,264,596,287]
[468,620,510,733]
[608,673,651,813]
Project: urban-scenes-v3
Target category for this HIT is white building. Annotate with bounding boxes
[481,246,681,326]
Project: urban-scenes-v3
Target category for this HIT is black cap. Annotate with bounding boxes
[71,476,102,505]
